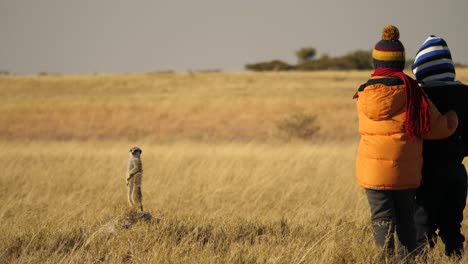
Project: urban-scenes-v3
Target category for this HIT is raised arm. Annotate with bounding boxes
[423,99,458,140]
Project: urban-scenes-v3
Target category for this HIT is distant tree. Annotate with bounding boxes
[296,50,372,71]
[295,47,317,64]
[0,70,9,75]
[246,47,383,72]
[245,60,294,71]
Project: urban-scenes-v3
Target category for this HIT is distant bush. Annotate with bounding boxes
[276,113,320,139]
[38,72,62,76]
[297,55,351,71]
[0,70,10,75]
[246,49,373,71]
[342,50,373,70]
[296,50,372,71]
[245,60,294,72]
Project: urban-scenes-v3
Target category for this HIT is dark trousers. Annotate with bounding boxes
[366,189,417,260]
[414,161,467,257]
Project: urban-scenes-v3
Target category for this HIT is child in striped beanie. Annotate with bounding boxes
[412,35,468,259]
[412,35,456,82]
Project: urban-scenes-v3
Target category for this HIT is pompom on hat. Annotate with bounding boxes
[372,25,405,70]
[412,35,455,82]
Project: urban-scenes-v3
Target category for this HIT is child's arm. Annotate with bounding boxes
[423,99,458,140]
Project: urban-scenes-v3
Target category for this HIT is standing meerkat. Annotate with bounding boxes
[127,147,143,211]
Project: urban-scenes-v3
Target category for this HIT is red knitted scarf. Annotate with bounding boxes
[371,67,430,138]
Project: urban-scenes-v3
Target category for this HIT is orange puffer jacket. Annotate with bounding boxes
[356,76,458,190]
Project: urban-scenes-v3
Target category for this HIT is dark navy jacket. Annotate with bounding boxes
[422,81,468,163]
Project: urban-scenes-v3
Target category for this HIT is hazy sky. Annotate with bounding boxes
[1,0,467,74]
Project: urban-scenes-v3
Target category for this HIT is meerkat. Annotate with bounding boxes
[127,147,143,211]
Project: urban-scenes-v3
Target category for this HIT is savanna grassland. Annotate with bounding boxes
[1,70,468,264]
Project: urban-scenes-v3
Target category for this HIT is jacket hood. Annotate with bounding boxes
[358,85,405,121]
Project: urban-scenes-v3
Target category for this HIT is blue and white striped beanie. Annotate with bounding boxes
[412,35,455,82]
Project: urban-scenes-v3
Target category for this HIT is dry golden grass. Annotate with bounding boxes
[2,70,468,263]
[0,71,366,141]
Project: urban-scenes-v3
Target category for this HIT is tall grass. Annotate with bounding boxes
[0,140,376,263]
[2,70,468,263]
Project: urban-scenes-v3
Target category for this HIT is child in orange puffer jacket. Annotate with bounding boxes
[354,25,458,261]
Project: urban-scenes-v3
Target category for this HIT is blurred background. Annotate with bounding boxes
[1,0,467,74]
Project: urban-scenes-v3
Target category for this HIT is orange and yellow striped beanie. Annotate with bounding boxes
[372,25,405,70]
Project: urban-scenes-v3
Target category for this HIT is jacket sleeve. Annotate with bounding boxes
[423,99,459,140]
[460,88,468,156]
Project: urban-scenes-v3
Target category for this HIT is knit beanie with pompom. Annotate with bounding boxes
[412,35,455,82]
[372,25,405,70]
